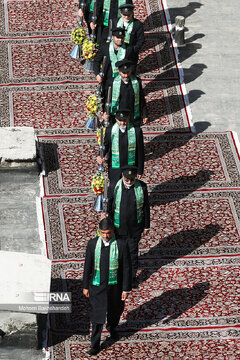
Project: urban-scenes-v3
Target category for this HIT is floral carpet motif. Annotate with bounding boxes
[1,0,240,358]
[1,0,167,37]
[1,80,190,132]
[50,338,240,360]
[39,132,240,196]
[42,191,240,261]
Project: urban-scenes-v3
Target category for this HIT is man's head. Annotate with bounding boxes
[116,109,131,129]
[119,4,134,22]
[115,59,134,80]
[112,27,125,46]
[122,165,137,187]
[99,218,114,242]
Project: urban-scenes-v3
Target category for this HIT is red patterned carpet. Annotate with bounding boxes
[1,0,240,359]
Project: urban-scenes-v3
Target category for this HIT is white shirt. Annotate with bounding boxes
[102,239,110,247]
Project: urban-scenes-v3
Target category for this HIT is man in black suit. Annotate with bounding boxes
[107,165,150,287]
[93,0,133,41]
[104,59,148,127]
[93,27,136,108]
[83,217,132,355]
[116,2,145,64]
[78,0,103,43]
[97,108,145,191]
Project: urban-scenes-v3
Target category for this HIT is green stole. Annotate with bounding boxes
[109,41,126,77]
[111,74,140,119]
[117,18,134,44]
[103,0,126,26]
[92,235,119,286]
[111,122,136,169]
[89,0,94,12]
[114,179,144,228]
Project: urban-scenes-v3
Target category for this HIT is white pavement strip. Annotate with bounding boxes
[36,196,47,258]
[162,0,195,133]
[232,131,240,160]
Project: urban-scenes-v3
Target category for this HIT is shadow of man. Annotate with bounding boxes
[137,224,222,284]
[47,278,90,347]
[102,282,210,349]
[126,282,210,327]
[148,170,214,199]
[144,124,210,161]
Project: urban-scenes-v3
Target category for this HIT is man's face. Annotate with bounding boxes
[116,116,129,128]
[113,35,124,46]
[100,228,114,242]
[121,12,133,22]
[119,70,131,80]
[122,174,135,186]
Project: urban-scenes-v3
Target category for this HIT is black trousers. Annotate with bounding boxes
[91,290,124,348]
[117,233,141,279]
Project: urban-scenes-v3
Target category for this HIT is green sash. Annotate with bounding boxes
[111,74,140,119]
[103,0,126,26]
[92,235,119,286]
[89,0,94,13]
[114,179,144,228]
[111,122,136,169]
[109,41,126,77]
[117,18,134,44]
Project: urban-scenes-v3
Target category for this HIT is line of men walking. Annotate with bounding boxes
[80,0,151,355]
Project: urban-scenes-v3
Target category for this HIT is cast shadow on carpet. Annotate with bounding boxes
[137,224,222,284]
[47,278,90,346]
[149,170,214,198]
[144,129,210,161]
[101,281,210,349]
[39,142,59,175]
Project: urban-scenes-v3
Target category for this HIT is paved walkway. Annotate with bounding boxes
[167,0,240,136]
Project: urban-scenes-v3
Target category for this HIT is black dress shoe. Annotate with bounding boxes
[86,347,100,355]
[110,330,119,340]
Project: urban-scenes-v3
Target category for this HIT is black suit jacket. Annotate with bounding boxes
[93,42,136,82]
[103,124,144,175]
[79,0,101,24]
[113,17,145,55]
[96,0,133,26]
[108,179,150,237]
[83,237,132,323]
[107,76,148,125]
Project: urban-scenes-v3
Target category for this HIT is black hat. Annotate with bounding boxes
[116,108,131,121]
[115,59,134,73]
[119,3,135,15]
[112,27,125,38]
[121,165,138,179]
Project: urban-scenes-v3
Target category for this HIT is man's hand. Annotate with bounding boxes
[97,156,104,165]
[143,229,150,235]
[103,112,109,121]
[143,117,148,124]
[90,22,97,30]
[100,212,108,220]
[121,291,129,301]
[78,8,84,17]
[137,174,142,180]
[96,75,103,83]
[83,289,89,298]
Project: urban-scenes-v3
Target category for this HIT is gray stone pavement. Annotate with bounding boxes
[0,167,44,360]
[0,167,42,254]
[167,0,240,137]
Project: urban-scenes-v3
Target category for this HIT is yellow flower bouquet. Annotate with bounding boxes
[91,173,105,195]
[86,94,102,116]
[71,26,86,46]
[82,39,98,61]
